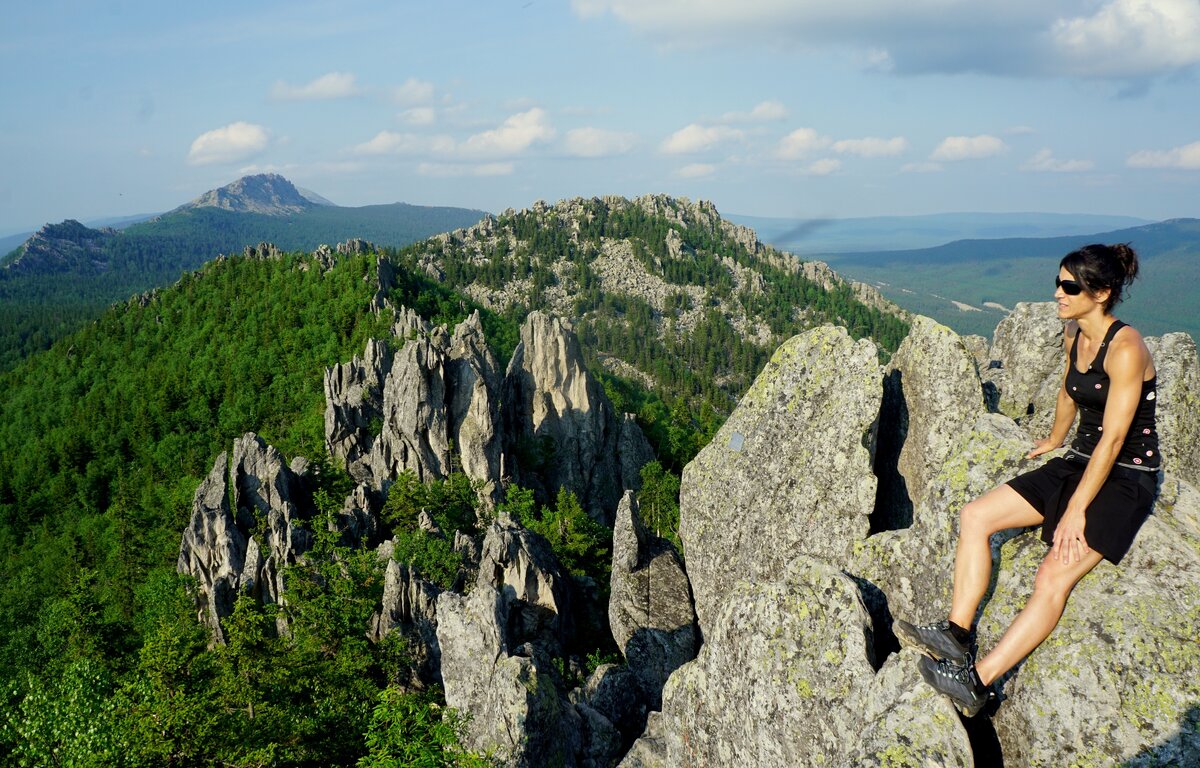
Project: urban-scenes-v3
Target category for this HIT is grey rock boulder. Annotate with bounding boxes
[988,302,1065,438]
[608,492,696,708]
[1146,332,1200,487]
[678,325,881,633]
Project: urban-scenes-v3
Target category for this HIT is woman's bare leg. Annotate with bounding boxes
[947,485,1045,630]
[974,548,1103,685]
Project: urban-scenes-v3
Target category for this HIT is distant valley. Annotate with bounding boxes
[801,218,1200,340]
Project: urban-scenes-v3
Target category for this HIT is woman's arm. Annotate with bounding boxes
[1052,329,1150,564]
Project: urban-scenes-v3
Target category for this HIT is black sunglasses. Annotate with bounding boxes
[1056,276,1084,296]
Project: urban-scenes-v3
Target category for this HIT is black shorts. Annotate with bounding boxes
[1005,453,1158,565]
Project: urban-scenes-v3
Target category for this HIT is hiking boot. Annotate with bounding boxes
[893,618,971,664]
[917,654,990,717]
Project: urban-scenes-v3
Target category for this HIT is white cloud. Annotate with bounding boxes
[401,107,436,126]
[804,158,842,176]
[394,78,436,105]
[573,0,1200,79]
[661,123,744,154]
[1020,148,1094,172]
[777,128,831,159]
[721,100,788,123]
[187,122,270,166]
[677,163,716,178]
[832,136,908,157]
[564,127,638,157]
[271,72,360,101]
[1052,0,1200,77]
[353,131,454,156]
[931,135,1008,161]
[1127,140,1200,169]
[417,162,515,177]
[461,108,556,157]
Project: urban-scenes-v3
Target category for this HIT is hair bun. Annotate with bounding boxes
[1112,242,1139,284]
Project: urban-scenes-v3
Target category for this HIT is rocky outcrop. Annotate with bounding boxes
[644,308,1200,767]
[2,219,118,275]
[642,325,973,766]
[437,519,580,767]
[503,311,651,524]
[608,492,696,711]
[678,325,881,632]
[177,433,313,641]
[324,310,504,504]
[370,555,441,683]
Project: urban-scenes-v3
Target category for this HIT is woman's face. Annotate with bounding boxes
[1055,266,1109,319]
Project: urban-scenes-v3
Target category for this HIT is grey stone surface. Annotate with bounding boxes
[1146,332,1200,487]
[988,301,1065,438]
[608,492,696,709]
[678,325,881,633]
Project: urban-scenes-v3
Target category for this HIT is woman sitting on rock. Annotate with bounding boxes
[895,243,1159,716]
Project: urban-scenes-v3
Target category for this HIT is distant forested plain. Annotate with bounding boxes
[807,218,1200,340]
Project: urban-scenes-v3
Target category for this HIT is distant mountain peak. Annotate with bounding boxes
[175,173,317,216]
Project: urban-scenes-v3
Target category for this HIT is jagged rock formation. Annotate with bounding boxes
[637,310,1200,766]
[608,492,696,712]
[503,311,652,524]
[370,551,442,683]
[177,433,313,641]
[1,219,117,274]
[437,519,582,767]
[325,307,649,521]
[324,310,504,504]
[173,173,315,216]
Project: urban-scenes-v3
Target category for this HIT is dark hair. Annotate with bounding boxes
[1059,243,1139,313]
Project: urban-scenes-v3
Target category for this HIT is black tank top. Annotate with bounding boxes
[1066,319,1159,469]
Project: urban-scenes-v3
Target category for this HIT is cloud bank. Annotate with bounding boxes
[573,0,1200,79]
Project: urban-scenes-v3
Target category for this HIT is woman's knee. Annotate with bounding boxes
[959,498,995,537]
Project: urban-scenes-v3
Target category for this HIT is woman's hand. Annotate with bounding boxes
[1027,437,1061,459]
[1052,508,1090,564]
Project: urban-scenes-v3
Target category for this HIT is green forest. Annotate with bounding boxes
[0,201,909,765]
[0,203,485,373]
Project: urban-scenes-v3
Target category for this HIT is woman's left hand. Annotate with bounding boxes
[1052,509,1090,564]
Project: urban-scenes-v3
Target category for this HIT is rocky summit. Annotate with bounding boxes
[173,173,316,216]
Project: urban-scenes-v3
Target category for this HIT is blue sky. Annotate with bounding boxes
[2,0,1199,234]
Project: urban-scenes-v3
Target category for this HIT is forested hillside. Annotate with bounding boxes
[0,196,485,372]
[0,196,909,765]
